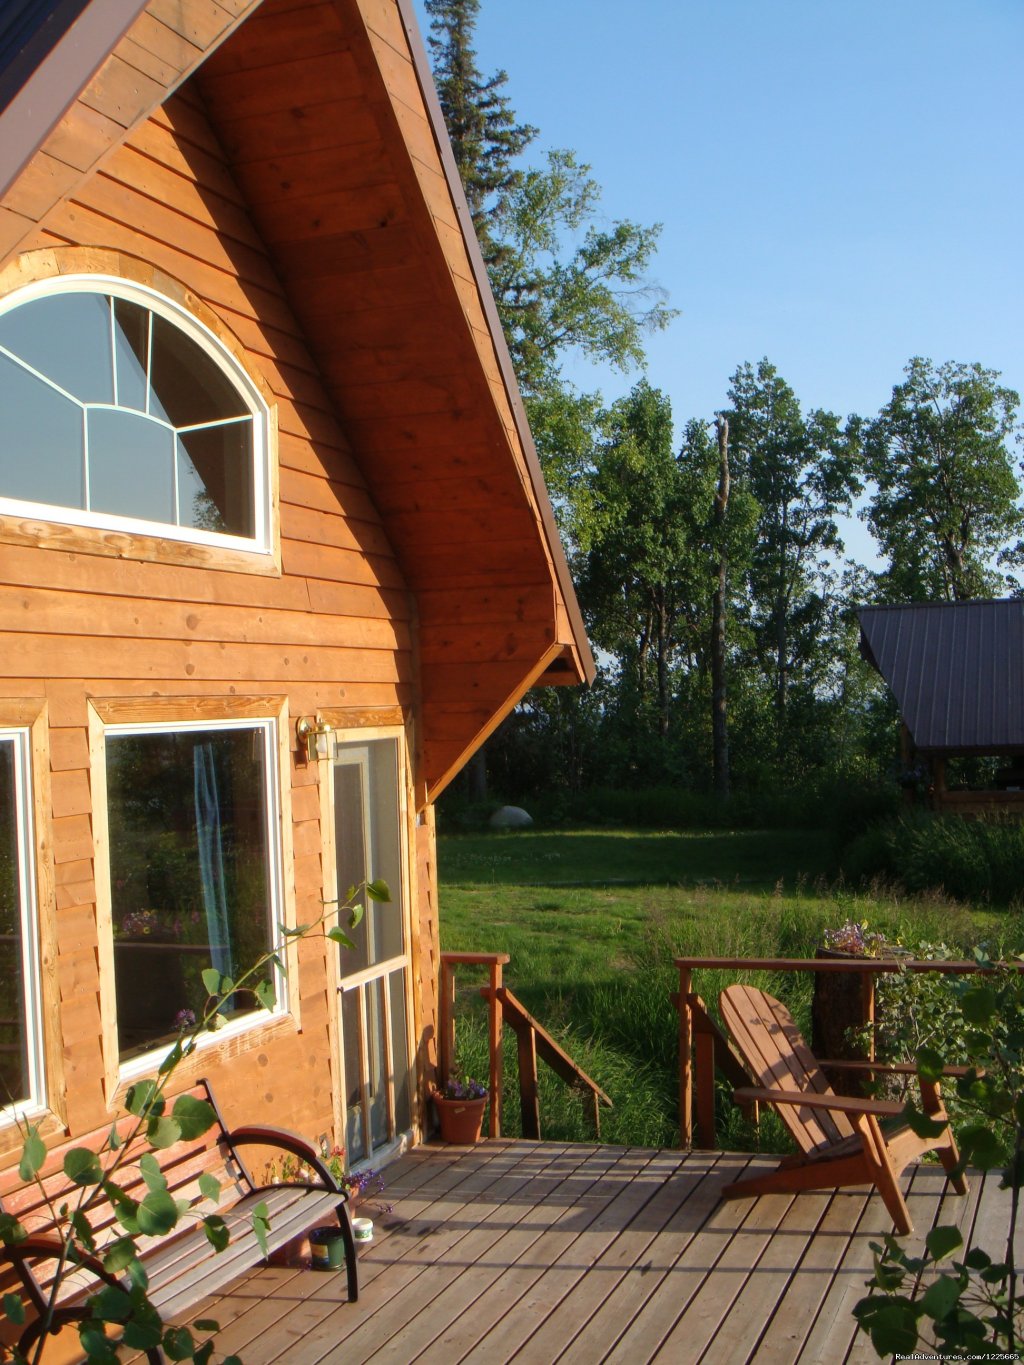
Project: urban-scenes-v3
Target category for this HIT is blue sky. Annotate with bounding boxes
[412,1,1023,566]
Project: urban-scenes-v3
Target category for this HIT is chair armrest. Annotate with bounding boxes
[733,1086,909,1119]
[225,1125,343,1194]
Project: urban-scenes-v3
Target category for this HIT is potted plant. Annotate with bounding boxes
[433,1075,488,1143]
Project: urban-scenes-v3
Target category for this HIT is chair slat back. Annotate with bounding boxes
[720,984,856,1153]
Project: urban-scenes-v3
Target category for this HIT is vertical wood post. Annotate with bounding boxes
[517,1025,540,1139]
[439,958,455,1089]
[693,997,716,1149]
[488,960,503,1138]
[679,965,692,1148]
[861,969,876,1062]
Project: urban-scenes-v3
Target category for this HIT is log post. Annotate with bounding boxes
[488,959,503,1138]
[517,1024,540,1139]
[679,965,693,1147]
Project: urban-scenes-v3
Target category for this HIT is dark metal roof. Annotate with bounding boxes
[859,600,1024,753]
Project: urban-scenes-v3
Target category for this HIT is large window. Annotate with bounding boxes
[105,721,283,1067]
[0,277,270,552]
[0,732,44,1120]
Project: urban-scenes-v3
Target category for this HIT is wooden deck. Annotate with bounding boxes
[180,1141,1009,1364]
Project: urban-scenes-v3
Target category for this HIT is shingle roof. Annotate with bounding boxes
[859,600,1024,753]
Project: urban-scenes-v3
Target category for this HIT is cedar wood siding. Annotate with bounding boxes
[0,84,432,1149]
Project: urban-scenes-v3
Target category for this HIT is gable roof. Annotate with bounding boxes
[859,599,1024,754]
[0,0,594,800]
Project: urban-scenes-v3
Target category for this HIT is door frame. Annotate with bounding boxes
[318,721,420,1165]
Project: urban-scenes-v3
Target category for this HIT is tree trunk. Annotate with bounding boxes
[712,416,731,799]
[656,592,670,740]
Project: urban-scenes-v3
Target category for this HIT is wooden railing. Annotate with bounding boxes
[674,955,1024,1150]
[438,951,611,1141]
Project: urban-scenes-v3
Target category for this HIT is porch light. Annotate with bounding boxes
[297,714,332,762]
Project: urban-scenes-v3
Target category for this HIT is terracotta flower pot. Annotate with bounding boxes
[434,1093,487,1143]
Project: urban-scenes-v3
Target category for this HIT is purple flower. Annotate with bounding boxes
[174,1008,197,1030]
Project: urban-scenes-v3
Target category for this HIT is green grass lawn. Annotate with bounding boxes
[437,825,1012,1150]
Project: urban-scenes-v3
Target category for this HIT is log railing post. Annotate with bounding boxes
[438,956,455,1089]
[678,965,693,1148]
[861,970,876,1061]
[488,958,503,1138]
[517,1023,540,1139]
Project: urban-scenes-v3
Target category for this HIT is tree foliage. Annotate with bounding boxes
[863,357,1023,602]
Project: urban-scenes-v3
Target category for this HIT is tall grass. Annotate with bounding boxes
[843,812,1024,906]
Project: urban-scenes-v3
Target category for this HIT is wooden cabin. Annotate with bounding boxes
[0,0,593,1178]
[859,600,1024,817]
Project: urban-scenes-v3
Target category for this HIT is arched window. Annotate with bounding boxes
[0,277,270,552]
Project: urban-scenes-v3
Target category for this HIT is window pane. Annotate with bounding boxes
[342,987,365,1162]
[176,421,254,537]
[389,969,412,1134]
[89,409,174,523]
[0,293,112,403]
[0,353,83,508]
[0,741,29,1108]
[113,299,148,412]
[150,315,248,427]
[334,761,370,976]
[107,726,274,1062]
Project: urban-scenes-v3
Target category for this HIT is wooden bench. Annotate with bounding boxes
[0,1078,358,1362]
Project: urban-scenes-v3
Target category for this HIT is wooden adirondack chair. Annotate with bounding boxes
[719,983,967,1234]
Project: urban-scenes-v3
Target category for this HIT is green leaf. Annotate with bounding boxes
[64,1147,103,1186]
[203,1215,230,1252]
[194,1319,220,1333]
[925,1225,962,1262]
[171,1094,216,1141]
[327,927,355,949]
[348,902,364,930]
[251,1200,270,1258]
[102,1238,137,1274]
[201,967,221,995]
[194,1344,215,1365]
[70,1209,97,1252]
[18,1125,45,1181]
[122,1314,163,1350]
[366,879,390,903]
[3,1292,25,1325]
[920,1273,963,1320]
[863,1299,919,1356]
[125,1255,149,1290]
[136,1190,180,1236]
[915,1046,945,1082]
[280,922,313,938]
[124,1080,160,1117]
[79,1324,119,1363]
[162,1325,196,1361]
[139,1152,168,1193]
[158,1041,183,1076]
[198,1172,221,1205]
[210,1012,228,1031]
[901,1102,949,1139]
[255,979,276,1011]
[960,1123,1003,1171]
[224,1357,243,1365]
[146,1114,182,1150]
[107,1122,122,1151]
[961,984,997,1026]
[0,1213,27,1246]
[962,1245,992,1270]
[89,1284,134,1323]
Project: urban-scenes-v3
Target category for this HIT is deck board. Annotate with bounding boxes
[169,1141,1013,1364]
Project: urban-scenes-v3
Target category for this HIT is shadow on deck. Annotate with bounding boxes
[182,1140,1002,1364]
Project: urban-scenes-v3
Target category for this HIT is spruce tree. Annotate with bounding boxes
[424,0,536,263]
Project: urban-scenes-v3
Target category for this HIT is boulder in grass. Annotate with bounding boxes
[489,805,533,830]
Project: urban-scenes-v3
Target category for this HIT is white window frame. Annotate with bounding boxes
[97,716,287,1086]
[0,728,46,1126]
[0,274,273,556]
